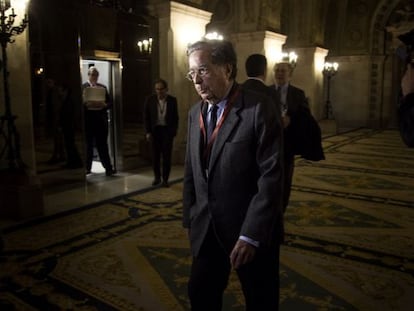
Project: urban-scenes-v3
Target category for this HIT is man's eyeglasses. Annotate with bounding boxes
[186,66,209,82]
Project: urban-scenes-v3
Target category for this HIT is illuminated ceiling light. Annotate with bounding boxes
[204,32,223,40]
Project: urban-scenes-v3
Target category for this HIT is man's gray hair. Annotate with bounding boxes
[87,66,99,76]
[187,39,238,80]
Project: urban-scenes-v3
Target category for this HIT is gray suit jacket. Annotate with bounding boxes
[183,84,284,256]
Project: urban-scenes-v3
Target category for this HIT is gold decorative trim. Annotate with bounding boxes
[94,50,120,59]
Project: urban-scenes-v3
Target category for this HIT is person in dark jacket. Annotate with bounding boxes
[270,61,324,212]
[399,63,414,147]
[242,54,283,122]
[183,40,284,311]
[144,79,179,187]
[82,66,114,176]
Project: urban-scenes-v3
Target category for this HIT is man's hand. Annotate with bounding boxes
[146,133,152,142]
[282,115,290,128]
[401,64,414,97]
[230,239,256,269]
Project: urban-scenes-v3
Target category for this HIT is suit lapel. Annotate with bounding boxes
[164,96,170,120]
[208,95,242,172]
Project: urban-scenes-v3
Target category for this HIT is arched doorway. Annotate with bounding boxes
[371,0,414,129]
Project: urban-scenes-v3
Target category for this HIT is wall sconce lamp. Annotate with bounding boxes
[322,62,339,119]
[0,0,29,170]
[35,67,44,75]
[276,51,298,68]
[137,37,152,54]
[323,62,339,77]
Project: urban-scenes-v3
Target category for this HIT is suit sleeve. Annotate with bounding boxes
[240,96,284,247]
[289,89,314,155]
[182,109,196,228]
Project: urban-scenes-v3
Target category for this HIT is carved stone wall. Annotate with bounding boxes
[282,0,328,48]
[204,0,283,36]
[258,0,282,32]
[203,0,233,34]
[344,1,376,54]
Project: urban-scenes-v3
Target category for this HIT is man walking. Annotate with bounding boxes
[183,39,284,311]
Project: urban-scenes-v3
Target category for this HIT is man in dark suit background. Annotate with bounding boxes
[399,63,414,147]
[242,54,283,123]
[271,62,324,212]
[144,79,179,187]
[183,40,284,310]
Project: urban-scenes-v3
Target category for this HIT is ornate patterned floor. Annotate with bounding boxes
[1,128,413,310]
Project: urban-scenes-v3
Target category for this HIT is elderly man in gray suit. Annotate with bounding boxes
[183,39,284,311]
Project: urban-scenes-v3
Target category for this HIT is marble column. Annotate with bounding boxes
[149,1,212,164]
[290,46,328,120]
